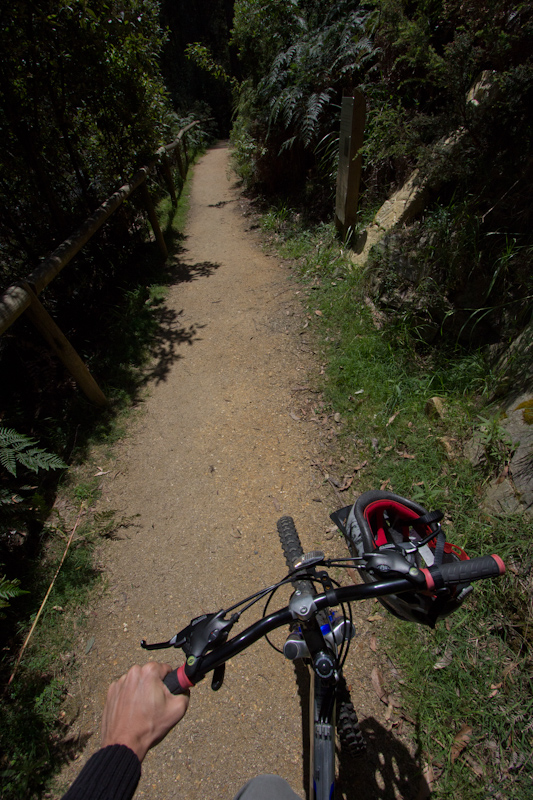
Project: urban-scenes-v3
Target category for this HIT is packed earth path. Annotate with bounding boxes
[57,143,424,800]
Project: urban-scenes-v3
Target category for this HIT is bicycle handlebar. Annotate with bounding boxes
[422,554,505,588]
[161,554,504,695]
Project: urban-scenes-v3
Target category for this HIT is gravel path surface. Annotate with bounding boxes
[58,144,421,800]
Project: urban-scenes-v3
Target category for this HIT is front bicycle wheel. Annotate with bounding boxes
[277,515,305,572]
[277,517,335,800]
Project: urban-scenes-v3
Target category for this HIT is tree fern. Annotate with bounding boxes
[0,428,66,477]
[256,2,377,155]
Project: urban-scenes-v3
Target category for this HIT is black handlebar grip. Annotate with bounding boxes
[424,555,505,589]
[163,664,194,695]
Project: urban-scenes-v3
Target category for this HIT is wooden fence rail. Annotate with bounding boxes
[0,120,199,406]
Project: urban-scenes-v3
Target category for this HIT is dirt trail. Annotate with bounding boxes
[59,144,420,800]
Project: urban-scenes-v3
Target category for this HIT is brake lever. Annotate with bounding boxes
[363,550,426,586]
[141,612,218,651]
[142,610,239,659]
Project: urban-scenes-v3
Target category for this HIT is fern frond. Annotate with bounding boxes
[16,447,67,473]
[0,574,26,611]
[0,447,17,477]
[0,427,66,476]
[279,136,297,154]
[301,90,332,146]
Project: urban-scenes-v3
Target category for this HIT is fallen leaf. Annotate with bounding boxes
[371,667,388,703]
[354,460,368,471]
[369,634,377,652]
[502,662,519,679]
[396,450,416,459]
[85,636,95,655]
[94,469,111,477]
[462,754,485,778]
[289,411,301,421]
[314,309,323,316]
[387,411,400,426]
[380,478,392,490]
[387,694,403,709]
[386,655,401,681]
[438,436,455,459]
[338,475,353,491]
[450,724,472,763]
[433,652,453,670]
[367,614,383,623]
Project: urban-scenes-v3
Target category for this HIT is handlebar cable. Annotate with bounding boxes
[223,574,304,617]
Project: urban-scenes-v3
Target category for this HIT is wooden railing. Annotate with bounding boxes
[0,121,199,407]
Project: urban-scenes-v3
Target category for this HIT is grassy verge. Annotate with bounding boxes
[259,207,533,798]
[0,163,196,799]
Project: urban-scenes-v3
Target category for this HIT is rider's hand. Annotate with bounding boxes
[101,662,189,762]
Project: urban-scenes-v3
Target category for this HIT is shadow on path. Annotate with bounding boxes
[141,256,220,385]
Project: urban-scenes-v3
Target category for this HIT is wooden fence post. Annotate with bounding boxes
[175,141,187,182]
[182,134,189,172]
[139,180,168,260]
[335,91,366,241]
[22,283,108,407]
[161,154,177,206]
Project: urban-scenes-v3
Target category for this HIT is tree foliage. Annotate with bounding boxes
[231,0,377,195]
[159,0,236,136]
[231,0,533,344]
[357,0,533,346]
[0,0,172,287]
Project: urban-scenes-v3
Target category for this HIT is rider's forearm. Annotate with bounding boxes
[61,745,141,800]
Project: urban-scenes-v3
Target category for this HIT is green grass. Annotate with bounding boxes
[258,204,533,798]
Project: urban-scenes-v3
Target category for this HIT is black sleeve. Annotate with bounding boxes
[61,745,142,800]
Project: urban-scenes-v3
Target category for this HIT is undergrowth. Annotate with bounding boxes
[259,205,533,797]
[0,163,196,799]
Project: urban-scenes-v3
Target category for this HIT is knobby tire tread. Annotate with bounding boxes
[336,676,366,756]
[277,516,305,570]
[277,516,314,595]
